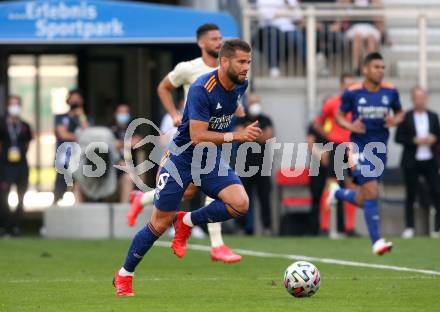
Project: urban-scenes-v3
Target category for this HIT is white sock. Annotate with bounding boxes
[183,212,194,227]
[208,222,224,248]
[205,196,215,206]
[203,197,224,248]
[119,267,134,277]
[141,190,156,205]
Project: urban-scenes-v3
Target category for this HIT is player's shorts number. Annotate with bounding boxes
[155,172,170,201]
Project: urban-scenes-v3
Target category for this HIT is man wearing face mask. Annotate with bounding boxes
[54,89,90,203]
[235,93,274,235]
[0,95,33,236]
[110,103,142,203]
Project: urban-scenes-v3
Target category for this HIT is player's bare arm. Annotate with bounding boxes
[312,118,328,139]
[157,76,182,127]
[336,110,366,134]
[384,108,404,128]
[190,119,262,145]
[255,125,273,144]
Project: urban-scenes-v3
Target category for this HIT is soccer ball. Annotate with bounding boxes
[283,261,321,298]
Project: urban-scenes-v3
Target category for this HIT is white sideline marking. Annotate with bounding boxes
[156,241,440,276]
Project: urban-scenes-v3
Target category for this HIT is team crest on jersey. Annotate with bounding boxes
[358,97,367,105]
[382,95,389,105]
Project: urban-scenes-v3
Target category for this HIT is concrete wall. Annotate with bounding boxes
[43,203,152,239]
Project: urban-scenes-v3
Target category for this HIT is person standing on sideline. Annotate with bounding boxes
[0,95,33,236]
[54,89,90,203]
[395,86,440,238]
[110,102,142,203]
[313,73,358,237]
[235,93,274,235]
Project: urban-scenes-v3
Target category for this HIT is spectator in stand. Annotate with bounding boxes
[395,86,440,239]
[54,89,90,203]
[110,102,142,203]
[313,73,358,237]
[235,93,274,235]
[159,97,184,150]
[333,0,385,75]
[256,0,304,77]
[0,95,33,236]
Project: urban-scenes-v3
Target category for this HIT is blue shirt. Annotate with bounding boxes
[340,82,402,146]
[172,69,248,161]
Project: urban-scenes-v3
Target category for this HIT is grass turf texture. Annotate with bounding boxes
[0,237,439,312]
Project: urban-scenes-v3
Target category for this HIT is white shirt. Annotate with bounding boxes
[167,57,217,102]
[414,111,433,161]
[256,0,301,32]
[159,113,178,147]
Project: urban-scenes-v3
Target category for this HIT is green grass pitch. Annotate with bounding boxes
[1,236,439,312]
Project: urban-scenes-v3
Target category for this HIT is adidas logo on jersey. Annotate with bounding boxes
[358,97,367,105]
[216,102,222,110]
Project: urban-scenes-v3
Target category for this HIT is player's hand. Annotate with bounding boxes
[384,113,396,128]
[239,121,263,142]
[350,117,366,134]
[417,134,437,145]
[173,114,182,127]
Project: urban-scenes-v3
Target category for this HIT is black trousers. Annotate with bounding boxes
[309,166,327,235]
[403,159,440,231]
[0,165,29,230]
[241,175,272,231]
[309,165,346,235]
[54,172,67,202]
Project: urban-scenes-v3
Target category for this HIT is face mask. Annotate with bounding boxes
[248,103,262,116]
[8,105,21,117]
[70,102,81,110]
[116,113,130,125]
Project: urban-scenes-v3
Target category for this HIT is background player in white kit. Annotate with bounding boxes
[127,24,243,263]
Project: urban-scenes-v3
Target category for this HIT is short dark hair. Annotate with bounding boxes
[68,88,83,99]
[219,39,251,59]
[340,72,354,84]
[196,23,219,40]
[363,52,383,66]
[114,102,130,112]
[8,95,22,105]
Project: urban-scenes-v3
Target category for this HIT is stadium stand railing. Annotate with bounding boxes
[241,3,440,118]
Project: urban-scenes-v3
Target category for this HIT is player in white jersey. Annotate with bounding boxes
[127,24,243,263]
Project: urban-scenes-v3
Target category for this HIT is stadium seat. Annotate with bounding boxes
[276,167,312,215]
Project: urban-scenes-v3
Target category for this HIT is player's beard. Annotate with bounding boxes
[227,68,245,85]
[206,48,219,59]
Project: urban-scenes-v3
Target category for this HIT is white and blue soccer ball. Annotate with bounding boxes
[283,261,321,298]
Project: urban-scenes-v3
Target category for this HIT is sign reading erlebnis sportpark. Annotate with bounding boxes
[0,0,238,44]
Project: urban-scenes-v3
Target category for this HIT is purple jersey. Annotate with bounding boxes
[340,82,402,146]
[172,69,247,160]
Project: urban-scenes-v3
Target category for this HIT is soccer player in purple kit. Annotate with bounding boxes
[113,39,261,296]
[328,52,404,255]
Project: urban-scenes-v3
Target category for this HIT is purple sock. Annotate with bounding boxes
[190,200,236,226]
[335,189,357,205]
[123,224,159,272]
[364,199,381,244]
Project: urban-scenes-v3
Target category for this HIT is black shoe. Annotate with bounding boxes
[346,230,361,237]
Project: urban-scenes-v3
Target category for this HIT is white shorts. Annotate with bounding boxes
[346,23,381,41]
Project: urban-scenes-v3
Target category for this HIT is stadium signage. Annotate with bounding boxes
[7,1,124,40]
[0,0,238,44]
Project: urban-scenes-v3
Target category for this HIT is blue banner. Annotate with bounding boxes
[0,0,238,44]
